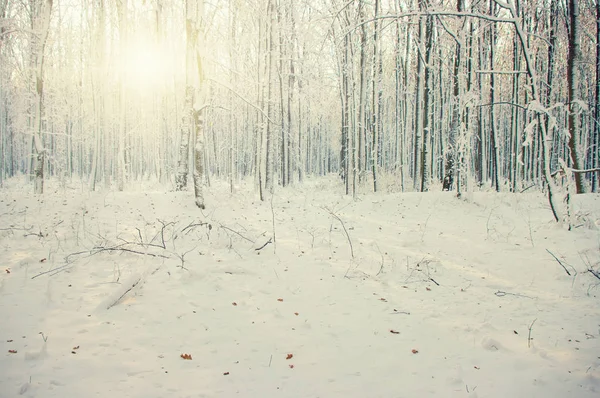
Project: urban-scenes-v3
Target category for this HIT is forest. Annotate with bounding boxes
[1,2,600,396]
[0,0,598,210]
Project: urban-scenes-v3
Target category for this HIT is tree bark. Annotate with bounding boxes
[567,0,586,193]
[31,0,53,194]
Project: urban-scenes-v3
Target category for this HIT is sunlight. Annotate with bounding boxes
[122,41,175,91]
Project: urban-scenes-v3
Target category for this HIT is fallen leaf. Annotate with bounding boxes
[286,354,293,360]
[513,330,518,335]
[289,364,294,369]
[277,298,283,302]
[180,353,192,360]
[8,350,17,354]
[294,312,299,316]
[232,302,237,306]
[390,330,400,334]
[474,366,480,370]
[71,351,77,354]
[73,346,80,350]
[5,269,10,274]
[223,372,230,375]
[7,339,13,342]
[426,287,431,291]
[40,258,47,263]
[411,349,419,354]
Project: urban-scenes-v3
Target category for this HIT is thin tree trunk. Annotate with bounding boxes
[357,1,367,184]
[413,3,425,190]
[489,0,500,192]
[32,0,53,194]
[371,0,380,192]
[567,0,586,193]
[594,0,600,192]
[421,9,433,192]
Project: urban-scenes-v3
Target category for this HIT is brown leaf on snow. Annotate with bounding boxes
[289,364,294,369]
[294,312,299,316]
[8,350,17,354]
[73,346,80,350]
[7,339,13,342]
[286,354,293,360]
[277,298,283,302]
[379,298,387,302]
[180,353,192,360]
[474,366,480,370]
[232,302,237,306]
[411,349,419,354]
[40,258,47,263]
[5,269,10,274]
[223,372,230,375]
[390,330,400,334]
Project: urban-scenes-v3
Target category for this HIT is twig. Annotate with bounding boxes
[270,191,276,248]
[218,224,253,243]
[546,249,571,276]
[494,290,533,299]
[528,318,537,348]
[31,263,73,279]
[375,243,384,276]
[520,184,537,193]
[106,276,142,310]
[322,207,354,259]
[588,268,600,280]
[181,221,209,234]
[91,246,168,258]
[255,238,273,251]
[429,277,440,286]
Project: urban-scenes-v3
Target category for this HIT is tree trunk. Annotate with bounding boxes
[420,10,433,192]
[371,0,380,192]
[488,0,500,192]
[567,0,586,193]
[594,0,600,192]
[444,0,463,192]
[31,0,53,194]
[176,0,199,191]
[192,0,205,209]
[413,0,426,190]
[357,1,367,184]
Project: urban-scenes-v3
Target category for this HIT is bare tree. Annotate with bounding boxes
[30,0,53,194]
[567,0,586,193]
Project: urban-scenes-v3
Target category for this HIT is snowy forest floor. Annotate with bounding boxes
[1,175,600,398]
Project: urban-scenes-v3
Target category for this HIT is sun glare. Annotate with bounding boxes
[122,42,174,91]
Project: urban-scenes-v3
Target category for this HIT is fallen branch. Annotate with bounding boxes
[255,238,273,251]
[106,276,142,310]
[546,249,571,276]
[322,207,354,259]
[588,268,600,280]
[528,318,537,348]
[494,290,533,299]
[218,224,253,243]
[31,263,73,279]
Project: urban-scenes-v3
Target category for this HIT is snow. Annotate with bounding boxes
[1,176,599,398]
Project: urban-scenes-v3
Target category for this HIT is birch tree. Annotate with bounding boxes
[566,0,586,193]
[30,0,53,194]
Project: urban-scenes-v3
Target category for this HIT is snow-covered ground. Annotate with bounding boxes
[1,176,599,398]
